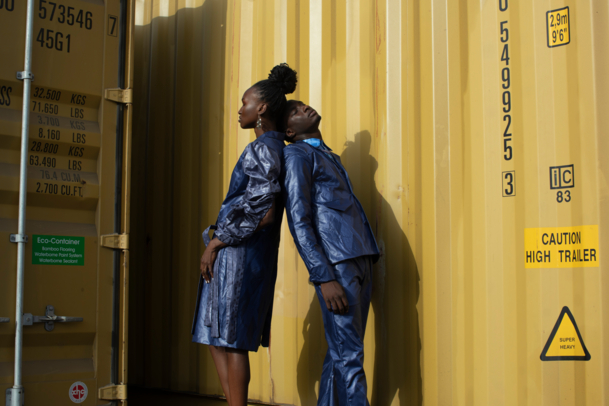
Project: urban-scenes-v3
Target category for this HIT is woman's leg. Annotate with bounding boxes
[226,348,250,406]
[209,345,232,405]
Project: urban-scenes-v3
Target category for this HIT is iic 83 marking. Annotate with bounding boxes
[550,164,574,203]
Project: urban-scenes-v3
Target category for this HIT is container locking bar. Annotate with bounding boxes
[23,305,83,332]
[98,384,127,401]
[101,233,129,250]
[0,318,9,323]
[11,0,37,403]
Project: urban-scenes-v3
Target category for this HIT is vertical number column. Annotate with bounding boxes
[500,0,515,197]
[500,20,512,161]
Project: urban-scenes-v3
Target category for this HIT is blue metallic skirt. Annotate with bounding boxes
[192,225,279,352]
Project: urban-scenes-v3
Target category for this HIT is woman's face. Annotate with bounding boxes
[238,86,262,129]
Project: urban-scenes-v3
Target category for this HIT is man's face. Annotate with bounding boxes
[284,100,321,140]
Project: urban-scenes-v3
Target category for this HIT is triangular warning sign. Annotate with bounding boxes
[540,306,591,361]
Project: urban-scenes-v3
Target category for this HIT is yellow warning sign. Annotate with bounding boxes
[524,225,599,268]
[546,6,571,48]
[540,307,590,361]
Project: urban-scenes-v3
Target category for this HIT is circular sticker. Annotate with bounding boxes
[69,382,88,403]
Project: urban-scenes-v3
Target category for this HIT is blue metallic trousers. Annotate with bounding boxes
[314,255,373,406]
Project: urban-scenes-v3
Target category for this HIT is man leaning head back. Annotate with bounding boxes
[282,100,322,142]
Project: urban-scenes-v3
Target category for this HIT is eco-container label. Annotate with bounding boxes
[524,225,599,268]
[32,235,84,266]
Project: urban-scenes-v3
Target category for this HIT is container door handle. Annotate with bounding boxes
[23,305,83,332]
[0,318,9,323]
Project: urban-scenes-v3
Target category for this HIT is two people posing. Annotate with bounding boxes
[192,64,379,406]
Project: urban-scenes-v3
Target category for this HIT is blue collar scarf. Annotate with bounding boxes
[302,138,331,151]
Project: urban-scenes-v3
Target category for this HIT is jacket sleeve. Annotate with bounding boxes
[214,141,281,245]
[282,148,336,283]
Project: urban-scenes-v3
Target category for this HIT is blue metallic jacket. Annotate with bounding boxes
[282,140,379,283]
[213,132,284,245]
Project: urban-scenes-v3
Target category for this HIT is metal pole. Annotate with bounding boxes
[9,0,36,404]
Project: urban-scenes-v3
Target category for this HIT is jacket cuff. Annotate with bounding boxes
[212,229,241,246]
[308,264,336,284]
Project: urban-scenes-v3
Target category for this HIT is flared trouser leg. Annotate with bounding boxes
[315,256,372,406]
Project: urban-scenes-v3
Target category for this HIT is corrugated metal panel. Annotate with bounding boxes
[130,0,608,405]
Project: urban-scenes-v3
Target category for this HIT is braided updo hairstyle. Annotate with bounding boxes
[254,63,298,120]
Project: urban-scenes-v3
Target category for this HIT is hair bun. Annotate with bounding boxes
[268,63,298,95]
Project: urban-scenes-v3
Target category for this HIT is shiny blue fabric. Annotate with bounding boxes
[302,137,322,148]
[192,131,285,352]
[282,140,379,283]
[316,256,373,406]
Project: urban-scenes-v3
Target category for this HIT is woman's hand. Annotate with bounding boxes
[200,238,227,283]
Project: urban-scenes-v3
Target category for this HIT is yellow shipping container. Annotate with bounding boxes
[1,0,607,405]
[129,0,608,405]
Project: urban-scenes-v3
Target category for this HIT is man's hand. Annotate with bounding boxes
[200,238,227,283]
[319,280,349,314]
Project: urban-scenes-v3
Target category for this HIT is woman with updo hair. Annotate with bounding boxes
[192,63,297,405]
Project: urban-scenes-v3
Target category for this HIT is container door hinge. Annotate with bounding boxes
[98,384,127,401]
[105,88,133,104]
[6,387,24,406]
[100,233,129,250]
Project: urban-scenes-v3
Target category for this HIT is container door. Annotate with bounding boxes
[0,0,132,404]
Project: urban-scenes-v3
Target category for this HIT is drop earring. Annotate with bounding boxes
[256,115,262,129]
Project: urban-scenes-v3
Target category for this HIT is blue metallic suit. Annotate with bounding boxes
[282,139,379,405]
[192,131,285,352]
